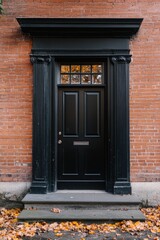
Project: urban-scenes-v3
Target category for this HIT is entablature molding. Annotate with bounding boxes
[17,18,143,38]
[31,49,130,54]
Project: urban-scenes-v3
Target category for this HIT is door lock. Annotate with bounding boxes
[58,140,62,145]
[58,131,62,136]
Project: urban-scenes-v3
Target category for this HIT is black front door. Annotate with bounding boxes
[57,87,105,189]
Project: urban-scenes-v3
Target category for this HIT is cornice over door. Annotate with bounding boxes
[17,18,143,38]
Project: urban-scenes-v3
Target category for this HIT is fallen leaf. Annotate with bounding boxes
[50,208,61,213]
[0,206,159,239]
[55,232,63,236]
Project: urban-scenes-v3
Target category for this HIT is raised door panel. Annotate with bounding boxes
[63,92,79,136]
[85,92,100,136]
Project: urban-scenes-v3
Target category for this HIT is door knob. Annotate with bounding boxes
[58,140,62,145]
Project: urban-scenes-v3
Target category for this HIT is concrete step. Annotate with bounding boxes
[18,209,145,222]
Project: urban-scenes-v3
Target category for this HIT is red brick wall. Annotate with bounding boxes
[0,0,160,182]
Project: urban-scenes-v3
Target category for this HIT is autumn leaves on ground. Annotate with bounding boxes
[0,207,159,240]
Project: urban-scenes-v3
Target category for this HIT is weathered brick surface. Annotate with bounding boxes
[0,0,160,182]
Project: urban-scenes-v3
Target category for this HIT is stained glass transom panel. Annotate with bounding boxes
[60,64,103,85]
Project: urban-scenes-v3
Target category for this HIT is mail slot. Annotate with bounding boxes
[73,141,89,146]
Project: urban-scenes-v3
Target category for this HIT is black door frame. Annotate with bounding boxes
[55,58,108,192]
[17,18,143,194]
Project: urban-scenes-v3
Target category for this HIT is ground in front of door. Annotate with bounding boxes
[0,201,160,240]
[23,230,160,240]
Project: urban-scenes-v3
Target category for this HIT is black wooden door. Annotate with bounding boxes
[57,87,105,189]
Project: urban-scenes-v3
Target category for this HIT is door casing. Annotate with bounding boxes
[17,18,143,195]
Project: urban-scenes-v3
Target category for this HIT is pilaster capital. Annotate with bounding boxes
[111,56,131,64]
[30,55,52,64]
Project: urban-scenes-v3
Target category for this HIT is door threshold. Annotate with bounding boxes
[57,181,105,190]
[55,190,106,193]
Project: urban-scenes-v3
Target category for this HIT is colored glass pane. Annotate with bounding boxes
[61,74,70,84]
[92,65,102,73]
[71,65,80,73]
[71,75,80,84]
[92,74,102,84]
[82,75,91,84]
[61,65,70,73]
[81,65,91,73]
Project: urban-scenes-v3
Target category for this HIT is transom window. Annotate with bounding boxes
[60,64,103,84]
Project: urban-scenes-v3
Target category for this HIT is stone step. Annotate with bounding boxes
[18,209,145,222]
[19,191,145,221]
[24,203,139,210]
[22,191,141,211]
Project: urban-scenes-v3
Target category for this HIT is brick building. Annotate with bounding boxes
[0,0,159,205]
